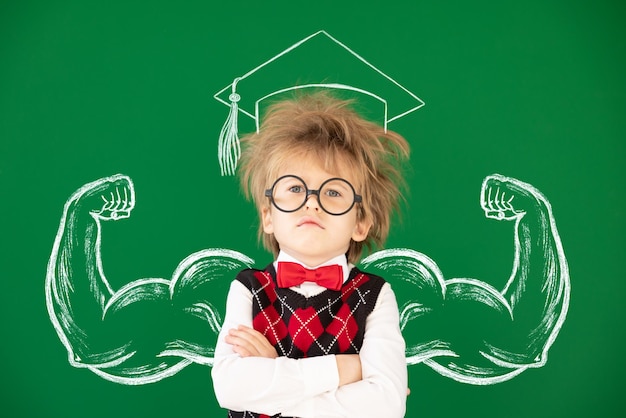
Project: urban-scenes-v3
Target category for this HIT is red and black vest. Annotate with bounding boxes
[227,264,386,418]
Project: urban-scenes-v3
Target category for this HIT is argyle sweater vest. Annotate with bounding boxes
[227,264,386,418]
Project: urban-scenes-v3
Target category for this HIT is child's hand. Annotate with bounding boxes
[225,325,278,358]
[335,354,362,386]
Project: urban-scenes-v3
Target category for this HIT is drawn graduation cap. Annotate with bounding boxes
[214,30,425,176]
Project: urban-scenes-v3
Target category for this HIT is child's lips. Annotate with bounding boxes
[297,217,324,229]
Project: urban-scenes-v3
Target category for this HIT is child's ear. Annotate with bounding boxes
[352,218,372,242]
[261,206,274,234]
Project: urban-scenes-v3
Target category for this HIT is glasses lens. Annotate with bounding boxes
[319,178,356,215]
[271,176,307,212]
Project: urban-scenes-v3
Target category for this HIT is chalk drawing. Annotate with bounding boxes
[46,173,568,385]
[45,174,254,384]
[361,174,570,384]
[214,30,425,175]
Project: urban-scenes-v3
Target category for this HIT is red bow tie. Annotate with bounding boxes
[276,262,344,291]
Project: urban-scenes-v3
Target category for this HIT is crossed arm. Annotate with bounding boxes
[211,279,407,417]
[226,325,362,387]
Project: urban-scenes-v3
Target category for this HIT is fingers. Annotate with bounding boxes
[225,325,278,359]
[483,186,515,213]
[226,326,277,358]
[100,186,133,218]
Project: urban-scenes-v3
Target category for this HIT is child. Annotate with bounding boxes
[211,91,410,418]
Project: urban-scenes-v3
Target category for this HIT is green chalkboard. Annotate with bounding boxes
[1,1,624,417]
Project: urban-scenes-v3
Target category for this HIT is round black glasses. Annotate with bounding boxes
[264,175,362,216]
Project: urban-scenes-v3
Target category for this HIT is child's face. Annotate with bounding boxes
[261,157,371,267]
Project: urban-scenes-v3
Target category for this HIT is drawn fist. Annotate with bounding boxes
[480,174,532,221]
[74,174,135,221]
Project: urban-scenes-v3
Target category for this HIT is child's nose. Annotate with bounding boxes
[304,193,321,211]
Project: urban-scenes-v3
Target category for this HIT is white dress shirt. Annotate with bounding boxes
[211,251,407,418]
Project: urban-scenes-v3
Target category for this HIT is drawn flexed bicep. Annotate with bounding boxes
[46,174,137,366]
[361,174,569,384]
[360,248,518,384]
[47,174,568,386]
[46,175,253,384]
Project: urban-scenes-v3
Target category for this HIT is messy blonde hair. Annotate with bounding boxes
[238,91,410,264]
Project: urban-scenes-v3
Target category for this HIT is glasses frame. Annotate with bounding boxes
[264,174,363,216]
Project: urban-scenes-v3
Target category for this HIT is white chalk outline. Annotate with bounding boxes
[213,30,425,175]
[214,30,425,129]
[45,176,254,384]
[46,173,569,386]
[361,174,570,385]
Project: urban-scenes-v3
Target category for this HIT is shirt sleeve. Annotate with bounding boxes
[211,279,340,415]
[280,283,408,418]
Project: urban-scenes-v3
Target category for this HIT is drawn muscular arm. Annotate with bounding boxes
[362,174,570,384]
[46,175,137,368]
[46,175,251,384]
[47,174,568,385]
[476,174,569,367]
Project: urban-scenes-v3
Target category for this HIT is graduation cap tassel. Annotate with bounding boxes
[218,79,242,176]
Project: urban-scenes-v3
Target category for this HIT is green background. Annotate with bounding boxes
[1,0,624,417]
